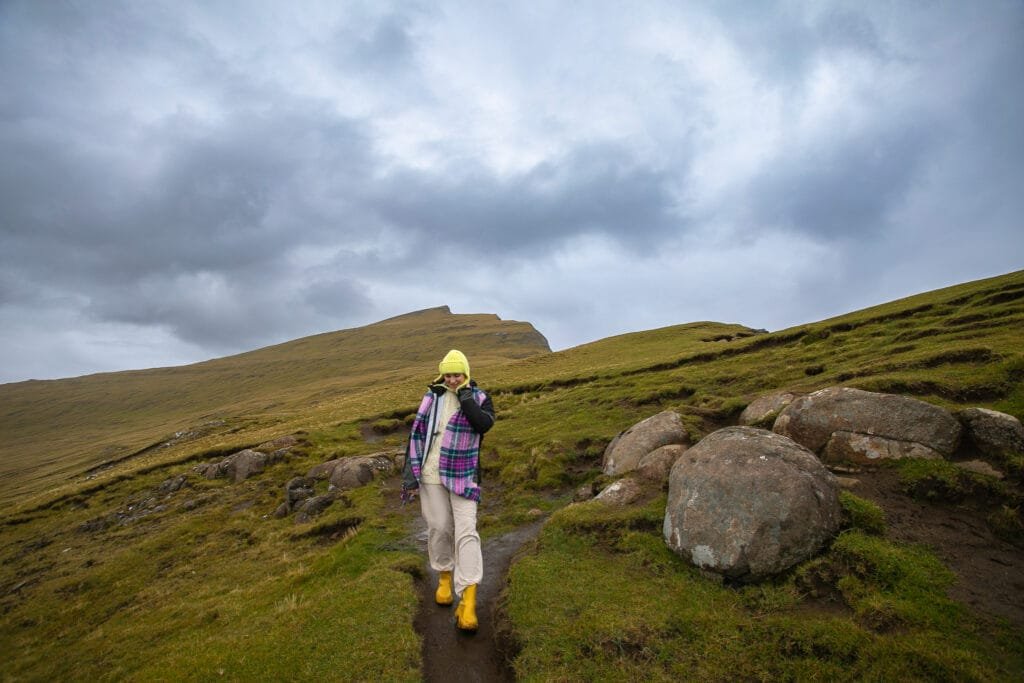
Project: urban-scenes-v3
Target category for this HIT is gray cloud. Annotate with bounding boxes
[372,143,687,258]
[1,1,1022,383]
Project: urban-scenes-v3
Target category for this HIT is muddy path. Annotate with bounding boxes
[410,516,544,682]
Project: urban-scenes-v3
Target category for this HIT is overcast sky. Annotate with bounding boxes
[1,1,1022,384]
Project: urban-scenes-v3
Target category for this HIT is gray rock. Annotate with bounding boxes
[285,476,316,506]
[664,426,842,582]
[739,391,802,427]
[602,411,689,476]
[959,407,1024,459]
[822,430,943,465]
[955,459,1005,479]
[307,459,342,480]
[158,474,188,494]
[574,482,598,502]
[327,455,395,491]
[636,444,687,484]
[594,477,644,506]
[224,449,268,483]
[294,494,335,523]
[194,461,225,479]
[773,387,961,457]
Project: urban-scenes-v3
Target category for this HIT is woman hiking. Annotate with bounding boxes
[402,349,495,631]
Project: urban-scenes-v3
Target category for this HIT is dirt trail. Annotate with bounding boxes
[410,517,544,682]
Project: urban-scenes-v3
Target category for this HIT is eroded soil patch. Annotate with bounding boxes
[850,468,1024,627]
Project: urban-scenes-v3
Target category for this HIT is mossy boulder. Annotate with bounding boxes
[773,387,961,461]
[602,410,689,476]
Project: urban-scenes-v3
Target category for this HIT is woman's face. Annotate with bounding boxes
[443,373,465,390]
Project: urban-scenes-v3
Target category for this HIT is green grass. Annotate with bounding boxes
[2,270,1024,679]
[502,501,1020,681]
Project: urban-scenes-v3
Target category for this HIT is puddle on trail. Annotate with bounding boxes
[410,516,545,683]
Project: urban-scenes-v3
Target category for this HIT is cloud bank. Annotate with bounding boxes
[1,1,1022,382]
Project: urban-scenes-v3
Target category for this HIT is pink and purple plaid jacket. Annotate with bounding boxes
[406,383,494,502]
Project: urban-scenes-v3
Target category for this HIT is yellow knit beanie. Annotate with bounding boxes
[437,349,470,379]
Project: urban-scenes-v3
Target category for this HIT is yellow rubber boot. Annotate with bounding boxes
[435,571,453,606]
[455,584,478,631]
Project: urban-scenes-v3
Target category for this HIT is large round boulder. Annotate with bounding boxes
[773,387,961,458]
[663,426,842,582]
[602,411,688,476]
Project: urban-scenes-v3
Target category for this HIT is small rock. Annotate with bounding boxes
[158,474,189,494]
[739,391,802,427]
[954,459,1004,480]
[294,494,335,523]
[224,449,268,483]
[574,482,597,502]
[594,477,645,506]
[636,444,687,484]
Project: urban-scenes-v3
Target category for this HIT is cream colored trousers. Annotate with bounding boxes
[419,483,482,596]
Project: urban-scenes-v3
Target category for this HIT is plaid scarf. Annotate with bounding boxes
[407,386,487,502]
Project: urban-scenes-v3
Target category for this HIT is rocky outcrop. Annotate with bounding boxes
[294,494,336,524]
[305,452,398,490]
[739,391,802,427]
[663,426,842,582]
[773,387,961,463]
[194,443,293,483]
[602,411,689,476]
[959,408,1024,459]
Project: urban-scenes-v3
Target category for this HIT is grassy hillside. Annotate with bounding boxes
[0,306,549,511]
[1,270,1023,681]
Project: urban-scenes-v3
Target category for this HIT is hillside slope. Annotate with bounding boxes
[0,306,549,510]
[1,270,1022,681]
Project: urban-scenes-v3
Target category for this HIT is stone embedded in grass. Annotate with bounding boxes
[323,453,396,490]
[224,449,269,483]
[958,407,1024,460]
[193,446,290,483]
[739,391,803,427]
[594,477,644,506]
[663,426,842,582]
[602,410,689,476]
[294,494,335,524]
[954,459,1004,479]
[773,386,961,458]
